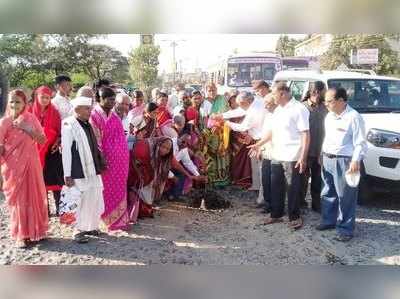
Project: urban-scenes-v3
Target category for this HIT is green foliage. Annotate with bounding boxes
[276,35,304,57]
[0,34,130,88]
[19,69,55,89]
[319,34,400,75]
[71,72,91,89]
[128,44,160,91]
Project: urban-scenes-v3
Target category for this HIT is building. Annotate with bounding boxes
[294,34,334,57]
[295,34,400,60]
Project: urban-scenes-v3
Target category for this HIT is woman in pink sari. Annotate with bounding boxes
[90,87,130,231]
[0,90,48,248]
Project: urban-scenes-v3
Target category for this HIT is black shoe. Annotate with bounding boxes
[74,232,89,244]
[316,224,335,231]
[334,235,353,242]
[85,230,100,236]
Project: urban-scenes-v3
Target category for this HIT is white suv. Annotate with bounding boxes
[274,69,400,203]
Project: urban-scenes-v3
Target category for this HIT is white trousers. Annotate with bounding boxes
[75,186,104,233]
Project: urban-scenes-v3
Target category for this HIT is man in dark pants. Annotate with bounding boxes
[317,87,367,242]
[250,82,310,229]
[260,93,277,213]
[301,81,328,212]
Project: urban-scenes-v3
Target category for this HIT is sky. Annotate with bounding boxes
[98,34,306,74]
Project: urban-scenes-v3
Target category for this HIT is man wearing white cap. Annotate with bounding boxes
[61,97,106,244]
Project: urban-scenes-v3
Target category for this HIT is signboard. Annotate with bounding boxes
[228,57,281,64]
[357,48,379,64]
[140,34,154,45]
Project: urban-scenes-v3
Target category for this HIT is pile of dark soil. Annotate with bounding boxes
[188,189,232,210]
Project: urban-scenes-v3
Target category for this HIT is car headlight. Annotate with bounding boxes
[367,129,400,149]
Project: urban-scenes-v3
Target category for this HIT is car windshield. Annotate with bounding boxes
[227,62,278,87]
[328,79,400,112]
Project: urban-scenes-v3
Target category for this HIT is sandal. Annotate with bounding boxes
[15,240,29,249]
[288,218,303,230]
[263,217,284,225]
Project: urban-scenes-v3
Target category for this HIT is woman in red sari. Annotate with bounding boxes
[127,137,203,223]
[155,92,174,136]
[227,91,252,188]
[0,90,48,248]
[29,86,64,216]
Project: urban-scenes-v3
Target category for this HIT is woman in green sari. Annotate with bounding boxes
[203,83,230,187]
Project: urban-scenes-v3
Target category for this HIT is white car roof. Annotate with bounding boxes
[273,70,400,82]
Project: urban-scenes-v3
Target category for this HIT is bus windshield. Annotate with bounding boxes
[328,79,400,112]
[227,60,280,87]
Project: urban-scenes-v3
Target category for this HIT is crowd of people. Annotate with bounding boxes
[0,75,367,248]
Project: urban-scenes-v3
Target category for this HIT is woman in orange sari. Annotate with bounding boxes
[0,90,49,248]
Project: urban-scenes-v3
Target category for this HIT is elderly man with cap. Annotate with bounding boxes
[61,97,105,244]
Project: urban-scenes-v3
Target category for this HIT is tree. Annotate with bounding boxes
[0,34,49,87]
[78,44,130,81]
[276,35,302,57]
[319,34,400,75]
[0,34,130,87]
[128,44,160,92]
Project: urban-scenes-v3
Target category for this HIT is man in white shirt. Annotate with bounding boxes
[316,87,367,242]
[250,82,310,229]
[172,91,191,116]
[52,75,73,120]
[259,93,278,214]
[168,83,185,113]
[61,97,105,244]
[168,134,202,201]
[114,93,131,135]
[221,91,267,191]
[252,80,270,100]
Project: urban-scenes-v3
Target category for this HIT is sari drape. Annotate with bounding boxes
[90,105,130,231]
[204,95,230,186]
[0,112,48,241]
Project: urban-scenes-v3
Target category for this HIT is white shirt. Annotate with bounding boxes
[267,99,310,162]
[171,137,200,176]
[168,94,180,115]
[225,97,266,140]
[173,105,185,116]
[322,104,367,162]
[260,111,273,160]
[222,107,246,119]
[52,92,73,120]
[200,99,212,117]
[121,115,130,135]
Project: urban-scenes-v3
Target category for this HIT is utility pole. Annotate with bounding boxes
[161,39,186,85]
